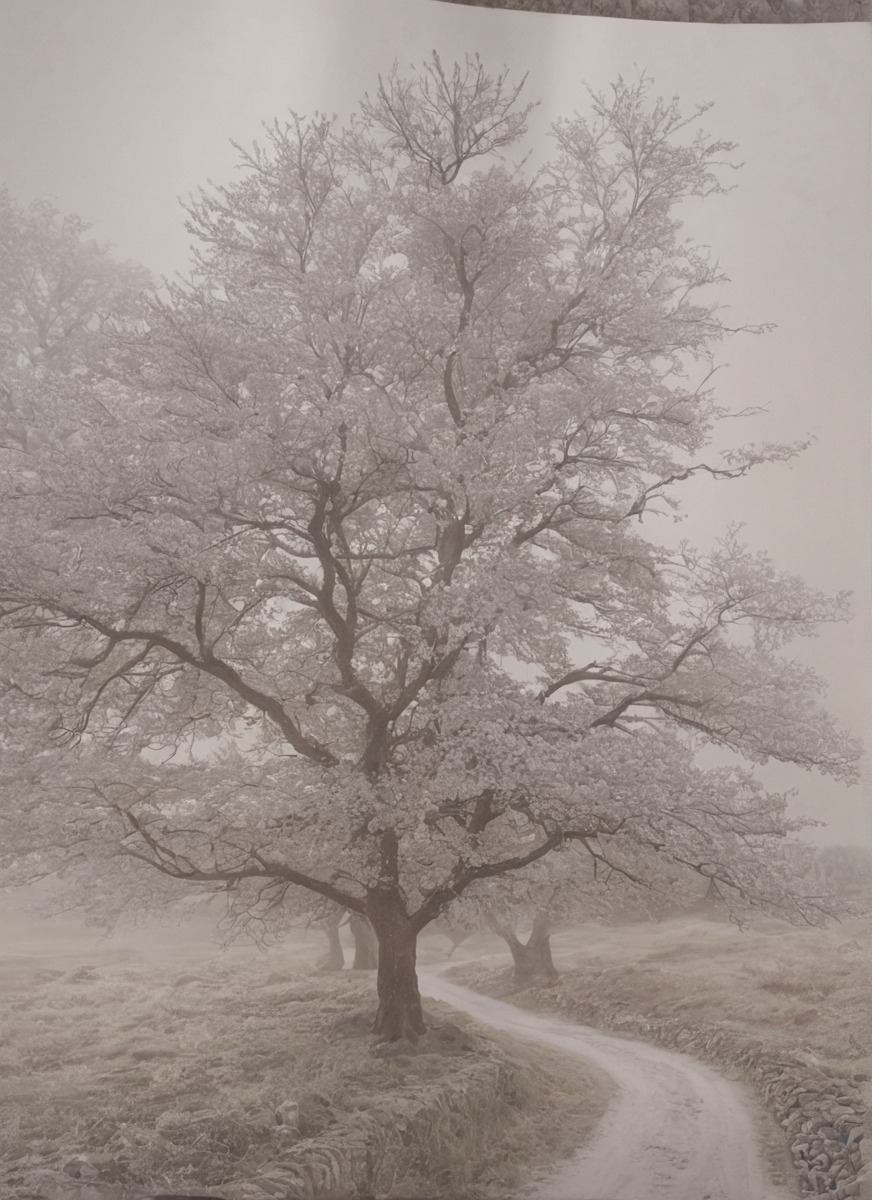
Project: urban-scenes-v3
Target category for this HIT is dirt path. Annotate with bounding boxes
[420,972,793,1200]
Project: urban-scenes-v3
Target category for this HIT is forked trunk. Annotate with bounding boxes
[692,877,729,921]
[510,929,559,986]
[491,910,559,987]
[349,912,379,969]
[443,929,471,958]
[368,894,426,1042]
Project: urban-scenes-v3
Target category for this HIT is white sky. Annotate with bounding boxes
[0,0,869,841]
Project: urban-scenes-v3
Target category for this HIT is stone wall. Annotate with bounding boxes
[228,974,867,1200]
[483,975,866,1199]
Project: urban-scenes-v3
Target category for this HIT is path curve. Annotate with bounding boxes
[420,971,790,1200]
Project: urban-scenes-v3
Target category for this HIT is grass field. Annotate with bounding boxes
[442,914,872,1198]
[6,893,869,1200]
[445,913,872,1184]
[545,915,872,1083]
[446,914,872,1081]
[0,901,613,1200]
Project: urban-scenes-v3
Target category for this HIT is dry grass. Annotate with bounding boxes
[0,911,612,1200]
[555,915,872,1080]
[380,1018,614,1199]
[446,915,872,1083]
[441,916,872,1198]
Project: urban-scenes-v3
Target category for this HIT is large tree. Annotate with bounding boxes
[0,59,858,1040]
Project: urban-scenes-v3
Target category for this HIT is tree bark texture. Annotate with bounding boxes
[368,891,427,1041]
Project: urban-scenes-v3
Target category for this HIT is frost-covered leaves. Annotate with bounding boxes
[0,190,149,375]
[0,67,860,928]
[0,190,150,460]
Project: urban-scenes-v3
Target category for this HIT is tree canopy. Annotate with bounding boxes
[0,59,859,1038]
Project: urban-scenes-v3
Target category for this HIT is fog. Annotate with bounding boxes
[0,7,869,1197]
[1,0,868,842]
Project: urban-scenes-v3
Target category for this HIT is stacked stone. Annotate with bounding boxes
[757,1067,864,1198]
[525,985,866,1200]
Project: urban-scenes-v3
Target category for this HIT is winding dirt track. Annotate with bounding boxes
[420,972,790,1200]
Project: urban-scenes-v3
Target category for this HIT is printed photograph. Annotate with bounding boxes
[0,4,869,1199]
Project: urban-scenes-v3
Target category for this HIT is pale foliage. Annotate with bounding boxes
[0,66,859,938]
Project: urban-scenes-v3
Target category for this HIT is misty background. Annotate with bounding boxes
[0,0,869,842]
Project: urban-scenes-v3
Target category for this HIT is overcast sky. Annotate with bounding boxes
[0,0,869,842]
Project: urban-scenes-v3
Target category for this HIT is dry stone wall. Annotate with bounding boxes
[506,980,866,1199]
[225,974,867,1199]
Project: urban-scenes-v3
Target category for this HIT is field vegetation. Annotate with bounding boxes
[449,914,872,1083]
[0,905,612,1200]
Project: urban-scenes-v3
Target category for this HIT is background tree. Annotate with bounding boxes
[0,189,149,453]
[459,756,828,987]
[481,856,650,987]
[317,906,348,972]
[811,845,872,911]
[0,59,859,1041]
[423,915,478,959]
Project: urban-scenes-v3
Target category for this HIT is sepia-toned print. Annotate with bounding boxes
[0,5,869,1199]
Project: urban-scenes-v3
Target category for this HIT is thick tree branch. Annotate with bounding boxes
[41,604,338,765]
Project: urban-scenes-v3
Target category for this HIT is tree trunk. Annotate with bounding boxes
[490,910,559,987]
[349,912,379,970]
[368,892,426,1042]
[443,929,471,958]
[692,877,728,921]
[521,912,560,985]
[317,908,345,972]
